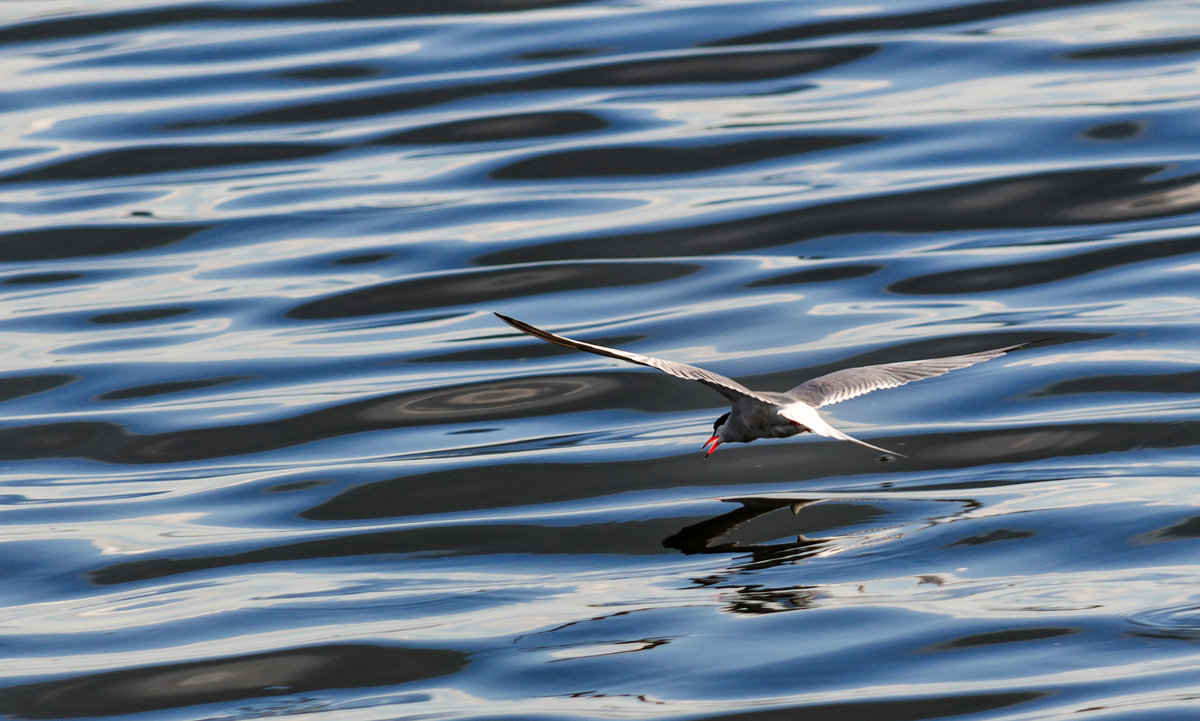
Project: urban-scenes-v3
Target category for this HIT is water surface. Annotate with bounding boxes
[2,1,1200,719]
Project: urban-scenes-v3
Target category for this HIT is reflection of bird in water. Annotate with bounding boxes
[662,497,829,555]
[496,313,1037,458]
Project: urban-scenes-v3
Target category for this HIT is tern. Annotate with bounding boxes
[496,313,1034,458]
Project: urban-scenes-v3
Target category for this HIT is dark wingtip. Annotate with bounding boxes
[494,312,525,332]
[992,336,1058,355]
[1014,336,1058,351]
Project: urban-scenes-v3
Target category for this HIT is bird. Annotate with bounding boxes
[495,313,1035,458]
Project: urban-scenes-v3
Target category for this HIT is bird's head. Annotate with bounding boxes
[703,412,729,458]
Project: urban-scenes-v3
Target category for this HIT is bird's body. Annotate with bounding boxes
[495,313,1033,457]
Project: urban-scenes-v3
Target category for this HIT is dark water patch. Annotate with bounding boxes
[187,84,491,128]
[492,134,875,179]
[1083,122,1143,141]
[266,478,334,494]
[4,144,334,183]
[0,375,75,403]
[1066,37,1200,60]
[298,421,1198,521]
[946,529,1035,547]
[2,272,83,285]
[0,423,120,461]
[1145,514,1200,541]
[0,0,587,47]
[890,234,1200,294]
[88,307,190,325]
[707,0,1103,46]
[417,336,642,363]
[304,457,677,520]
[7,405,1185,468]
[97,376,249,402]
[541,46,876,87]
[89,518,683,585]
[746,264,882,287]
[185,46,873,127]
[0,644,465,719]
[0,374,640,463]
[699,691,1043,721]
[281,63,381,81]
[287,262,697,319]
[1038,370,1200,396]
[0,224,207,262]
[516,47,603,61]
[330,251,393,265]
[476,165,1199,264]
[934,627,1077,650]
[376,111,608,145]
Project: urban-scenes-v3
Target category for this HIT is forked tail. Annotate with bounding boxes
[780,402,905,457]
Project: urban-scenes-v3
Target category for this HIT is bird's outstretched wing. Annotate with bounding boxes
[495,313,772,403]
[788,342,1031,408]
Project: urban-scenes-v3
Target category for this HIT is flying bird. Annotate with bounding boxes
[495,313,1034,458]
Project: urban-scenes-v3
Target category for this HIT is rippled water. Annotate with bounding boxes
[2,1,1200,719]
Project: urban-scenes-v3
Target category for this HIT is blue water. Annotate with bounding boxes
[1,1,1200,719]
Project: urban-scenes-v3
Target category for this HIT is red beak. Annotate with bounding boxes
[703,434,721,458]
